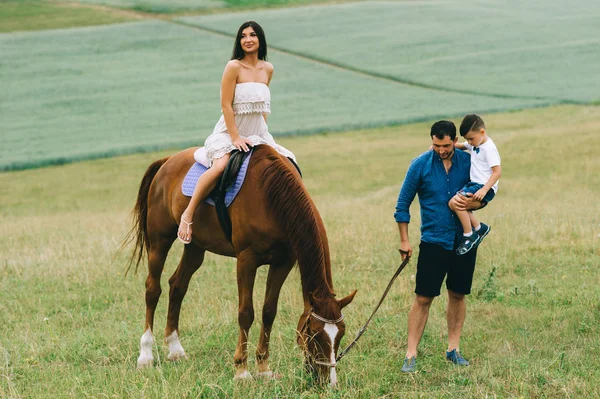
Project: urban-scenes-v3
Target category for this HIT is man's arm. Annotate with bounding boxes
[397,222,412,260]
[394,160,420,260]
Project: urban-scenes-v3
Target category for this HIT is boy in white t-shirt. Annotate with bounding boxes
[450,114,502,255]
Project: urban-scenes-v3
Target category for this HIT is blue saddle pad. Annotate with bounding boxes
[181,150,252,207]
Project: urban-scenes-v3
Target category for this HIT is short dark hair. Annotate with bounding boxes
[430,120,456,140]
[459,114,486,137]
[231,21,268,61]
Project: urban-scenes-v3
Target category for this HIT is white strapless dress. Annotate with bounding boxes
[197,82,296,164]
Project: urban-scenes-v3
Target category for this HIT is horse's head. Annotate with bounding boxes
[297,290,357,387]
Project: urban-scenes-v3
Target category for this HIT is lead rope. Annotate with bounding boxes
[336,250,411,362]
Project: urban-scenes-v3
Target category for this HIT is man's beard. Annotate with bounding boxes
[438,148,454,159]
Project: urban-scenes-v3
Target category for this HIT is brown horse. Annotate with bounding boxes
[126,144,356,386]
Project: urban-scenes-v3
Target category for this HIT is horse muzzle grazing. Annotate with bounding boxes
[297,291,357,387]
[299,315,342,387]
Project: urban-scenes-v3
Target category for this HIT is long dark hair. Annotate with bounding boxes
[231,21,268,61]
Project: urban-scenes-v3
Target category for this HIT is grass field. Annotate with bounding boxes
[1,105,599,397]
[0,0,344,23]
[2,1,599,396]
[74,0,227,13]
[73,0,341,13]
[1,19,548,172]
[3,0,599,171]
[0,1,136,32]
[182,0,600,103]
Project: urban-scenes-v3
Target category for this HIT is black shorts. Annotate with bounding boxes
[415,241,477,297]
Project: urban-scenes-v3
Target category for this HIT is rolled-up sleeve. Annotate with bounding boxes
[394,159,420,223]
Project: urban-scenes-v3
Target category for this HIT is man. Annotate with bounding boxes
[394,120,480,373]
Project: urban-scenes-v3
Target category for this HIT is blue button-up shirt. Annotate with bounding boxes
[394,149,471,251]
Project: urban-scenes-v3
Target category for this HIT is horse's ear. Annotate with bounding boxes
[339,290,357,309]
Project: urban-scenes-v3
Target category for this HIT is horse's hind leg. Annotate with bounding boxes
[233,251,260,380]
[256,257,295,378]
[137,235,174,368]
[165,243,205,361]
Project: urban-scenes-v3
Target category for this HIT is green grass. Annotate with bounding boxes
[219,0,337,8]
[0,1,136,32]
[53,0,346,14]
[1,105,599,397]
[1,19,549,172]
[73,0,227,13]
[5,0,595,171]
[181,0,600,103]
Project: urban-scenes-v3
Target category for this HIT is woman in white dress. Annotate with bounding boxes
[178,21,296,244]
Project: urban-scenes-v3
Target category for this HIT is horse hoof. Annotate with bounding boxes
[167,351,188,362]
[137,357,153,369]
[233,370,253,381]
[257,370,281,380]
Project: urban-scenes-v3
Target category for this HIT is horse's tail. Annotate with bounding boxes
[122,156,170,275]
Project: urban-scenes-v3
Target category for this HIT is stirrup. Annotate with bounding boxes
[178,217,193,244]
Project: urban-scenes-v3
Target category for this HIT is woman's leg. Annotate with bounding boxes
[178,154,230,243]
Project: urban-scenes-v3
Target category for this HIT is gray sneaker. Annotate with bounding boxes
[401,356,417,373]
[446,349,469,366]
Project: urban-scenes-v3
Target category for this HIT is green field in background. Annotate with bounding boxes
[0,0,135,32]
[1,21,226,170]
[74,0,226,13]
[1,19,549,171]
[59,0,336,13]
[180,0,600,103]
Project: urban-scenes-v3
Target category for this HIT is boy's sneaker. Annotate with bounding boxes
[401,356,417,373]
[475,223,491,246]
[456,231,480,255]
[446,349,469,366]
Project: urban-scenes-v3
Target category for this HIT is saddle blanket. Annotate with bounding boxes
[181,148,252,207]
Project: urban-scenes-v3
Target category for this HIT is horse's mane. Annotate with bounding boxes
[257,146,335,300]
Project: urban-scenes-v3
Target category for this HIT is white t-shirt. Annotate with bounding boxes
[464,138,501,193]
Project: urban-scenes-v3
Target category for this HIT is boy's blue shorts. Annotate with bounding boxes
[459,182,495,205]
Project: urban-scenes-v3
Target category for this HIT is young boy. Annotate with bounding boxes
[450,114,502,255]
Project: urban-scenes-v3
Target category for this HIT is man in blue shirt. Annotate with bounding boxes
[394,120,481,373]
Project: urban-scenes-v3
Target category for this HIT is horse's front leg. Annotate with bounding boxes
[256,258,295,378]
[164,243,205,361]
[234,251,259,380]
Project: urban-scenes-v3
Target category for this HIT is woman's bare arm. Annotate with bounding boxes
[221,60,241,139]
[221,60,252,151]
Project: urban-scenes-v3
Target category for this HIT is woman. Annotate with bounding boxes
[178,21,296,244]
